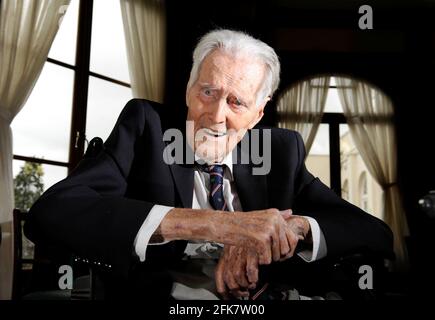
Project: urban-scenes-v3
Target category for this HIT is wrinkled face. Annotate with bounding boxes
[186,49,269,163]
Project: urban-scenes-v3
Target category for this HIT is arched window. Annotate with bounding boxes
[276,75,409,266]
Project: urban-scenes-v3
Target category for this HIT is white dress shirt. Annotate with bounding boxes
[133,153,327,299]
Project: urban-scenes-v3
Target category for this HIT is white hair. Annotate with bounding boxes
[187,29,280,107]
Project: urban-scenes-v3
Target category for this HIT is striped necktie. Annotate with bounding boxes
[204,165,228,211]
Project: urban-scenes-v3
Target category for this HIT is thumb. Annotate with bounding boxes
[280,209,293,219]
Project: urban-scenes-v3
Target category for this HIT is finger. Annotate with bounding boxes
[246,250,259,285]
[286,216,305,238]
[257,239,272,265]
[287,227,299,257]
[215,260,230,299]
[231,289,250,299]
[231,247,250,289]
[279,227,290,257]
[234,263,250,289]
[280,209,293,219]
[224,269,240,292]
[281,225,298,260]
[271,229,281,262]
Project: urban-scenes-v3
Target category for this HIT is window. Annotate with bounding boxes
[13,160,68,192]
[12,0,133,202]
[86,76,132,141]
[281,76,386,219]
[90,0,130,83]
[48,0,80,65]
[11,0,134,271]
[323,78,342,113]
[11,63,74,163]
[86,0,132,144]
[11,0,80,195]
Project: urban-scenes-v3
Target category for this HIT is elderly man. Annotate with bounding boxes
[26,29,393,300]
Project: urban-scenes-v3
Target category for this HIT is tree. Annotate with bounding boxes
[14,162,44,211]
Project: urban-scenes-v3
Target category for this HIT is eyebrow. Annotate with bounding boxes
[198,82,218,89]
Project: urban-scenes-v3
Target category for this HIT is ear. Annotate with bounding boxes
[185,86,191,107]
[247,97,270,129]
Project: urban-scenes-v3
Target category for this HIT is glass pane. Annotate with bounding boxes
[324,88,343,113]
[86,77,133,142]
[11,63,74,162]
[48,0,79,65]
[306,124,330,187]
[90,0,130,82]
[13,159,68,262]
[13,160,68,195]
[340,124,384,220]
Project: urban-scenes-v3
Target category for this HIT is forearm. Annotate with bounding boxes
[154,208,305,265]
[155,207,225,242]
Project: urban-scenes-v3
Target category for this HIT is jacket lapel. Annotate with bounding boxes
[233,144,269,212]
[163,122,195,209]
[169,163,194,209]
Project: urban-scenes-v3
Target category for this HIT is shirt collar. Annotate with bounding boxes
[194,152,234,181]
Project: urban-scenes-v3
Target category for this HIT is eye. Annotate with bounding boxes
[201,87,217,97]
[227,96,245,109]
[200,88,216,100]
[234,99,242,106]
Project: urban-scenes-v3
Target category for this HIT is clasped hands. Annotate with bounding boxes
[158,207,311,299]
[214,209,311,299]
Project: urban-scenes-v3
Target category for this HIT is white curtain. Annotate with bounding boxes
[120,0,166,103]
[0,0,70,300]
[336,77,409,270]
[277,77,330,153]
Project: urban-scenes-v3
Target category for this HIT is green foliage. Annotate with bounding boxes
[14,162,44,211]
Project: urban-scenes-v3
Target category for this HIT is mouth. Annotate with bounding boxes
[202,128,227,138]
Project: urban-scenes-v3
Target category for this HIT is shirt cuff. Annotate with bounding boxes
[134,204,174,262]
[297,216,328,262]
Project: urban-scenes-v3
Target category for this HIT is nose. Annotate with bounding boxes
[209,98,227,124]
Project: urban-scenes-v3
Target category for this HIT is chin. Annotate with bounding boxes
[194,143,228,164]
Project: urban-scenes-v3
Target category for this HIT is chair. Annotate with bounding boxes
[12,209,72,300]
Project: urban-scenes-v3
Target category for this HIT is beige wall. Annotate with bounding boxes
[306,154,330,187]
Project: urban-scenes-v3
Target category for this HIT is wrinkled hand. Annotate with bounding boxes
[215,245,258,299]
[215,208,297,264]
[279,214,312,261]
[215,212,312,299]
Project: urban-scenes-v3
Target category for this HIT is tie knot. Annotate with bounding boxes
[195,162,225,174]
[204,165,224,175]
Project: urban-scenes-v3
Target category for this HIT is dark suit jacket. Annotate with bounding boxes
[25,99,393,298]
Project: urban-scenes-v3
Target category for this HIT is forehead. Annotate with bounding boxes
[198,50,265,95]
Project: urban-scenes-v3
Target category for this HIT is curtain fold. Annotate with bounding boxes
[335,77,409,270]
[120,0,166,103]
[0,0,70,300]
[277,77,330,153]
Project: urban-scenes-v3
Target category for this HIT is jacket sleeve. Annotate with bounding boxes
[25,99,158,277]
[291,130,394,260]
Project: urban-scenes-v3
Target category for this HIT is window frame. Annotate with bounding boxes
[12,0,131,175]
[320,112,346,196]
